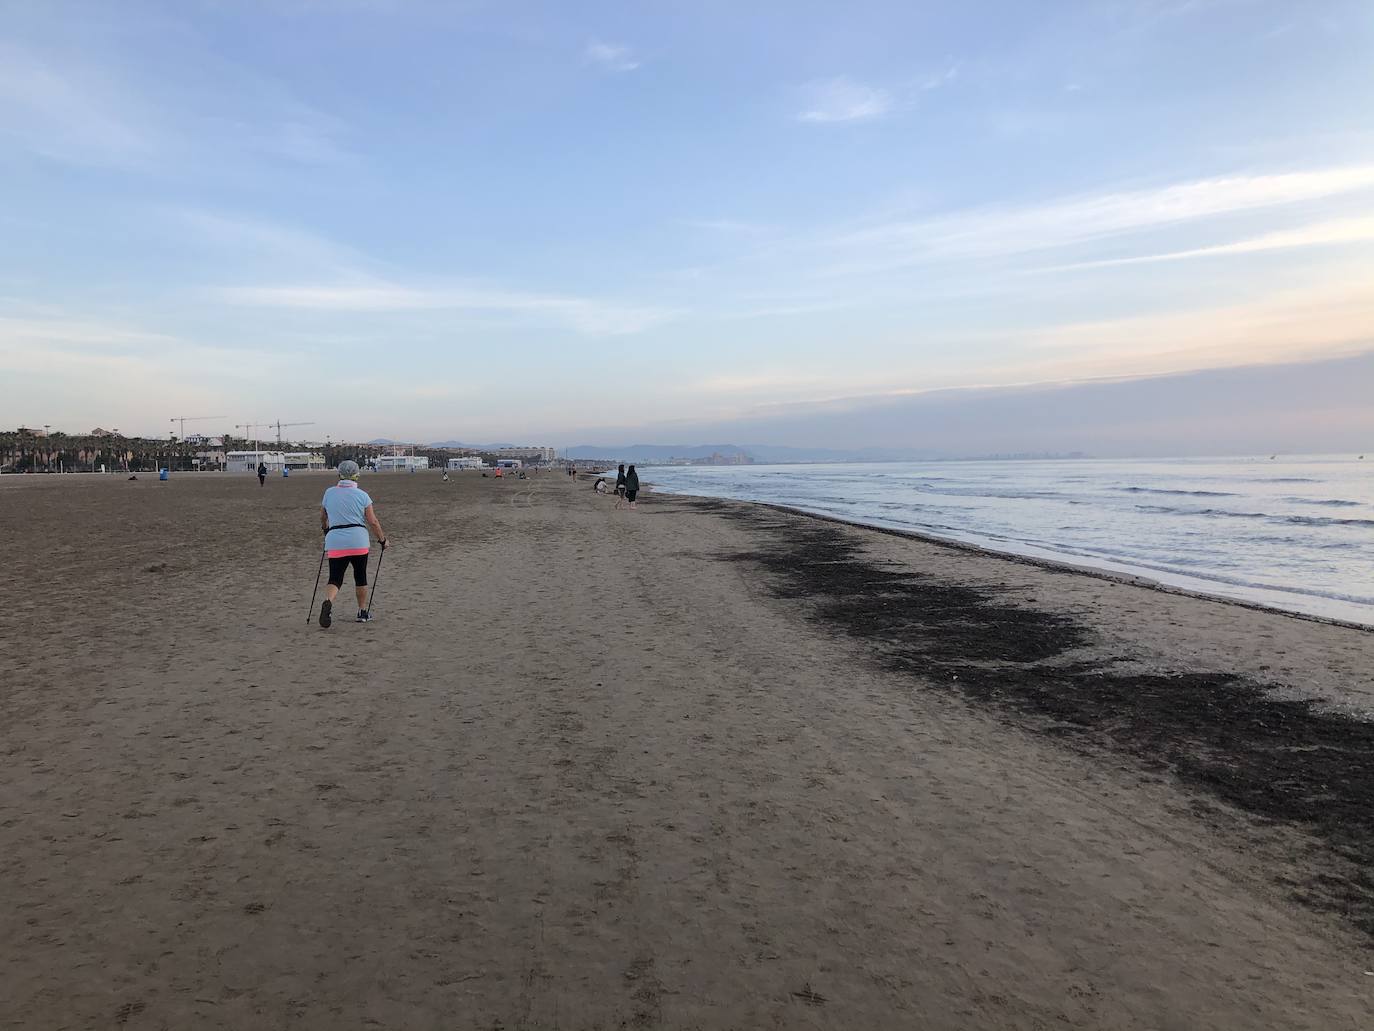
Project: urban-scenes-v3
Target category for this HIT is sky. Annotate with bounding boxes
[570,351,1374,458]
[2,0,1372,450]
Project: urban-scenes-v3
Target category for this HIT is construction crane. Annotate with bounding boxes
[235,423,264,450]
[271,420,315,444]
[170,415,227,440]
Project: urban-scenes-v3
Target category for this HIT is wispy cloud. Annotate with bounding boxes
[0,43,153,167]
[1049,215,1374,270]
[919,60,960,91]
[680,218,771,235]
[826,165,1374,269]
[0,37,350,171]
[0,315,178,350]
[584,40,640,72]
[169,208,367,275]
[797,77,892,123]
[0,314,287,385]
[1013,276,1374,375]
[216,281,676,336]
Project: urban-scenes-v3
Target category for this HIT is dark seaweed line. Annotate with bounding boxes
[686,497,1374,939]
[666,492,1373,634]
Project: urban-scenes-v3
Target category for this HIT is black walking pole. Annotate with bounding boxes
[366,539,386,613]
[306,542,326,625]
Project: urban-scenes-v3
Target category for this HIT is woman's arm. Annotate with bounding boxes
[364,504,387,547]
[320,505,330,533]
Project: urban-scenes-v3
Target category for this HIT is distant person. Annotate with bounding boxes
[257,461,267,487]
[594,477,608,494]
[318,459,388,628]
[442,470,450,482]
[614,464,627,508]
[625,464,640,509]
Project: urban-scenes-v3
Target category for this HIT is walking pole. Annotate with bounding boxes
[366,539,386,613]
[306,543,326,625]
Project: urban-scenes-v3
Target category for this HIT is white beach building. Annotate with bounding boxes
[375,455,430,471]
[226,450,286,473]
[447,457,485,470]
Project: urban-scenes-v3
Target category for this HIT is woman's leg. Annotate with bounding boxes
[352,554,370,611]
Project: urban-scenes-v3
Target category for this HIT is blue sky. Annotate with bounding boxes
[2,0,1372,446]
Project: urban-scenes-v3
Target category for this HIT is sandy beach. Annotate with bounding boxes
[3,470,1372,1029]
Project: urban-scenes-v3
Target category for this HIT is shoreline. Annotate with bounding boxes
[651,487,1374,634]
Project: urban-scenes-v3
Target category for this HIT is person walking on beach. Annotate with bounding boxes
[624,464,640,509]
[614,464,627,509]
[318,460,388,628]
[257,461,267,487]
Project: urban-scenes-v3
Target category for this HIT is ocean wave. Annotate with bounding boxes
[1116,486,1238,497]
[1284,496,1362,507]
[1133,504,1374,528]
[1284,514,1374,528]
[1134,505,1269,519]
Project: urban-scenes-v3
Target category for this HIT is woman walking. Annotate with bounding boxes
[318,460,388,627]
[614,463,628,509]
[624,464,640,509]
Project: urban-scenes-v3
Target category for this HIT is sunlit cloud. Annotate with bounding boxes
[1016,276,1374,373]
[1047,215,1374,270]
[832,165,1374,265]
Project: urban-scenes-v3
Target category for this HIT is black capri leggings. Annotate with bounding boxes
[327,553,369,588]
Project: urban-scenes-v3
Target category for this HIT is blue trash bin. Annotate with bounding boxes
[283,467,290,478]
[159,468,169,481]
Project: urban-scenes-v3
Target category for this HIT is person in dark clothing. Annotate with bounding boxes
[257,461,267,486]
[613,463,627,509]
[624,465,640,508]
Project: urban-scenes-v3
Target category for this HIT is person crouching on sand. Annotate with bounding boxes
[319,460,387,627]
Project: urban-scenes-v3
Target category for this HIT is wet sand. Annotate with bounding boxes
[3,470,1372,1029]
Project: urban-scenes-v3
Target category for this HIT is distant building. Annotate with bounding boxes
[492,446,557,463]
[195,444,227,470]
[375,455,430,471]
[447,456,485,470]
[227,450,286,472]
[283,451,327,471]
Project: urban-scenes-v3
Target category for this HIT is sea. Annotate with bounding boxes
[643,455,1374,627]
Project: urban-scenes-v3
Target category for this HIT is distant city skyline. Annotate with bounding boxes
[3,1,1372,448]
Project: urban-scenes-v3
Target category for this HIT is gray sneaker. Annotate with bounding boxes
[356,609,372,622]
